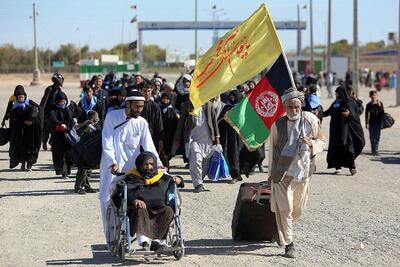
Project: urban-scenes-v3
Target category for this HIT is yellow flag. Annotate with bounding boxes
[189,3,283,114]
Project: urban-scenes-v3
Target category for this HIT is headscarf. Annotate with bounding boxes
[159,92,173,114]
[281,87,305,103]
[334,86,352,111]
[14,85,26,98]
[135,151,158,179]
[12,85,30,109]
[55,91,68,109]
[176,74,192,95]
[228,90,243,105]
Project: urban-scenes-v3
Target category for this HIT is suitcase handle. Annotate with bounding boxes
[250,182,271,205]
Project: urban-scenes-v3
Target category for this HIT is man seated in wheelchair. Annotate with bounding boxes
[125,151,184,252]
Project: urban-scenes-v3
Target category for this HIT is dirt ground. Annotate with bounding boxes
[0,74,399,267]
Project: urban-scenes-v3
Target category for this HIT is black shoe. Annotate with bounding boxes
[84,187,97,193]
[194,184,205,193]
[284,243,295,258]
[61,173,69,179]
[20,163,26,171]
[75,189,86,195]
[150,241,167,252]
[258,164,264,173]
[141,241,150,251]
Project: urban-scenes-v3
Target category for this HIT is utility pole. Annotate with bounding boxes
[353,0,359,95]
[297,4,301,56]
[194,0,198,61]
[77,27,81,65]
[30,3,40,85]
[120,18,124,61]
[327,0,332,96]
[309,0,314,74]
[397,0,400,106]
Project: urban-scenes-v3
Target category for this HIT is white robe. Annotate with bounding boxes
[99,109,161,233]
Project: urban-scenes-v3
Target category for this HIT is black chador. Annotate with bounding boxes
[9,86,42,170]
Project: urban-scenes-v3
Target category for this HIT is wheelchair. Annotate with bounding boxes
[105,174,185,261]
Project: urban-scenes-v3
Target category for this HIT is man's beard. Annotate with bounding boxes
[131,111,141,118]
[287,113,300,121]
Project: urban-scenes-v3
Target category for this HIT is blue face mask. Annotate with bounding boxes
[56,102,67,109]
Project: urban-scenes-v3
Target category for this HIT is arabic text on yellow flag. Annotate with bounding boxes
[189,3,283,114]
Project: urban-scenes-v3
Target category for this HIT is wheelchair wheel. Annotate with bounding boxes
[106,201,120,255]
[172,239,185,260]
[117,238,126,261]
[170,216,184,260]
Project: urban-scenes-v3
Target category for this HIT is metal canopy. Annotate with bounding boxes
[138,21,306,31]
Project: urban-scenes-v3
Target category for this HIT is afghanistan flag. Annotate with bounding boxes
[225,54,293,150]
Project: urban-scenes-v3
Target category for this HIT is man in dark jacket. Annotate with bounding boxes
[39,73,65,150]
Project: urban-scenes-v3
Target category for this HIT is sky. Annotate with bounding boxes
[0,0,398,55]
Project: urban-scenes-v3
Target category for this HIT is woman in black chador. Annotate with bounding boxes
[9,85,42,171]
[49,91,82,178]
[324,86,365,175]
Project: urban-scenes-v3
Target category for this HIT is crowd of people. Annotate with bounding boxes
[0,69,389,258]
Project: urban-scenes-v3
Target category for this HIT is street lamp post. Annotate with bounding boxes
[297,4,301,56]
[353,0,359,96]
[31,3,40,85]
[194,0,198,61]
[327,0,332,96]
[309,0,314,74]
[397,0,400,106]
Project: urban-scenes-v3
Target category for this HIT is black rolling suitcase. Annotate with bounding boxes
[231,182,279,242]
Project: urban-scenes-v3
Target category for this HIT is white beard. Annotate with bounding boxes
[287,113,300,121]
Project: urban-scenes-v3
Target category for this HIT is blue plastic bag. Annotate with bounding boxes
[219,153,231,179]
[208,150,221,181]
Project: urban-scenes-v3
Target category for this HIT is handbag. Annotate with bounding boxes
[65,127,80,145]
[0,126,10,146]
[381,112,394,129]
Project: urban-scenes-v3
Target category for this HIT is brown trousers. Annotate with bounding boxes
[129,205,174,239]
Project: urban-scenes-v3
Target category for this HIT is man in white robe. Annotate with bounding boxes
[99,90,162,234]
[268,88,325,258]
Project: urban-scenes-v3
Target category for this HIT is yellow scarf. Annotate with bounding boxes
[125,168,164,185]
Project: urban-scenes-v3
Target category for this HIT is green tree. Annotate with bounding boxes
[142,44,166,62]
[331,39,352,56]
[53,43,80,65]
